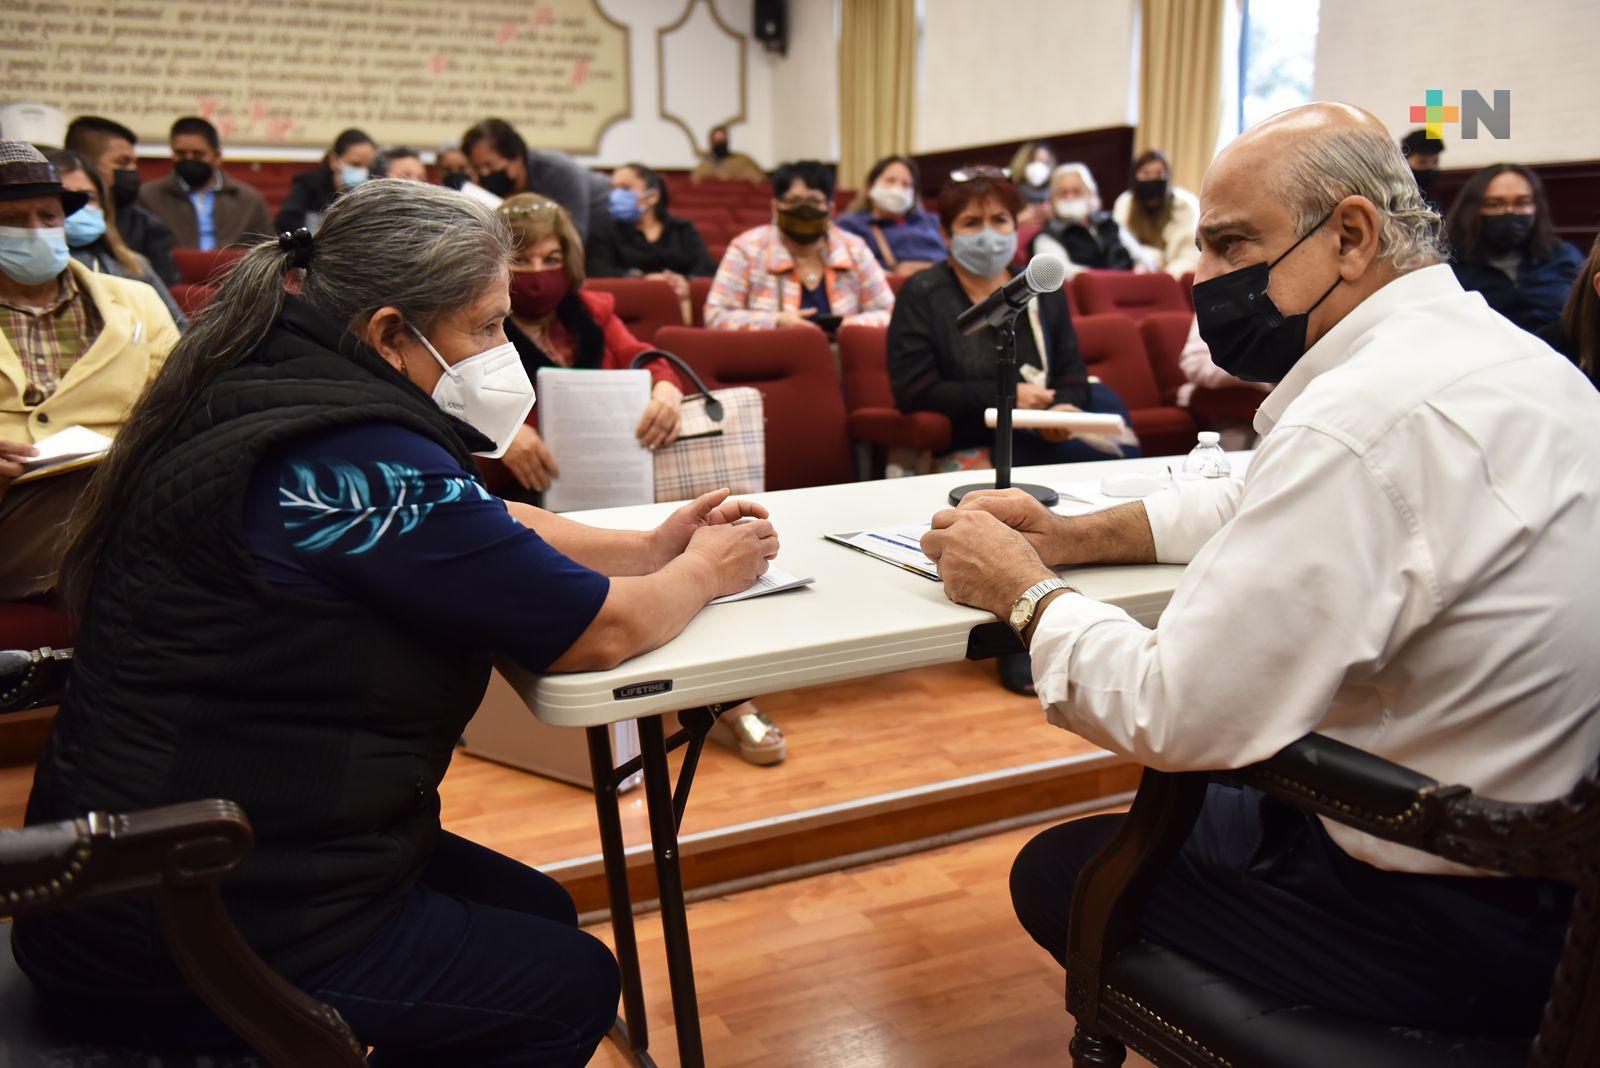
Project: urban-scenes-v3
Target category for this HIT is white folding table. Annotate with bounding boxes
[502,454,1212,1068]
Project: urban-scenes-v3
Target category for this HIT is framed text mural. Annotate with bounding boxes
[1,0,631,152]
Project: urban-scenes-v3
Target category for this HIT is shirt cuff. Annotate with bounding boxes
[1141,477,1242,564]
[1027,591,1138,710]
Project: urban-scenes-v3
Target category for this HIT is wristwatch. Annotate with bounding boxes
[1008,578,1074,641]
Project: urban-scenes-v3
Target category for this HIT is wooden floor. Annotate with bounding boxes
[582,820,1151,1068]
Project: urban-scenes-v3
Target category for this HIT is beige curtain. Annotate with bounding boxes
[838,0,917,192]
[1138,0,1227,193]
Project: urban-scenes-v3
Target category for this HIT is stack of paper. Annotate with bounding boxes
[15,426,113,484]
[824,526,939,580]
[709,565,814,605]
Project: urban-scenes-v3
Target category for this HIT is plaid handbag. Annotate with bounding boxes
[632,350,765,503]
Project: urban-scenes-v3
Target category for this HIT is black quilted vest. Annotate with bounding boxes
[16,298,498,995]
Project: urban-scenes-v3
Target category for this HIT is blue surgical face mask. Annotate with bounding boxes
[0,225,71,285]
[340,164,370,188]
[65,206,107,249]
[609,187,642,224]
[950,227,1018,278]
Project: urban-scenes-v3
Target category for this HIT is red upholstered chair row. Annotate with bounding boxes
[1072,314,1197,456]
[582,278,683,345]
[1073,270,1190,321]
[170,282,219,320]
[0,599,73,652]
[172,247,248,286]
[837,326,952,456]
[1138,311,1268,428]
[654,326,854,491]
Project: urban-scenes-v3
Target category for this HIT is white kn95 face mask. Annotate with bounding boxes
[410,326,535,459]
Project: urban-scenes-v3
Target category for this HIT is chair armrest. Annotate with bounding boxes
[0,798,250,914]
[0,646,73,714]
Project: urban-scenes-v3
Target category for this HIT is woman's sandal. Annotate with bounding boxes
[707,703,787,765]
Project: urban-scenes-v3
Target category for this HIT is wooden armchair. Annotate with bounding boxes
[0,800,366,1067]
[1065,734,1600,1067]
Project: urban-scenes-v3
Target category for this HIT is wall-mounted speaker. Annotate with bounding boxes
[754,0,787,56]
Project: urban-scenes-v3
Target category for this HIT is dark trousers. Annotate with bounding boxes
[1010,784,1572,1038]
[65,832,622,1066]
[296,831,621,1066]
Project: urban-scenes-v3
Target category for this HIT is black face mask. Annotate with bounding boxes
[1192,210,1341,384]
[477,169,516,198]
[1411,167,1439,195]
[776,203,829,245]
[1481,213,1533,255]
[442,170,471,191]
[711,142,730,160]
[1134,178,1168,203]
[111,168,142,210]
[174,159,214,189]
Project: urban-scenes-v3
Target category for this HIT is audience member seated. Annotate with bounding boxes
[690,125,765,185]
[1445,163,1583,335]
[63,115,179,285]
[437,142,472,189]
[372,146,427,182]
[0,140,178,601]
[16,179,780,1064]
[1400,128,1446,214]
[1112,149,1200,277]
[139,116,273,252]
[48,149,187,330]
[887,167,1138,697]
[586,162,717,315]
[274,127,375,233]
[705,160,894,332]
[1174,317,1269,449]
[1539,232,1600,389]
[462,117,610,242]
[493,193,685,498]
[837,154,947,278]
[1030,163,1142,278]
[1008,140,1057,227]
[925,104,1599,1043]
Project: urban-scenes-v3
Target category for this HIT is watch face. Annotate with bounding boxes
[1009,596,1033,633]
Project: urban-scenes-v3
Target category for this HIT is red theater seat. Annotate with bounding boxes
[653,326,854,490]
[1139,311,1265,428]
[689,277,715,327]
[1073,314,1196,457]
[582,278,685,344]
[0,599,73,652]
[1073,270,1189,321]
[172,247,248,286]
[837,325,951,457]
[170,282,218,319]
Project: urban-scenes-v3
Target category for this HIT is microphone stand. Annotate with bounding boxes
[947,306,1061,507]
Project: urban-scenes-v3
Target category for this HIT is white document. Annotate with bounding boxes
[708,564,815,605]
[536,369,655,513]
[825,525,939,580]
[15,425,113,483]
[984,408,1127,433]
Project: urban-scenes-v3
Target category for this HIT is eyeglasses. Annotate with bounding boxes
[948,164,1011,184]
[1481,197,1536,215]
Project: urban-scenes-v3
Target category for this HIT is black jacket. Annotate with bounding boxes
[275,168,340,233]
[586,215,717,278]
[16,298,497,998]
[1033,212,1134,272]
[1451,240,1584,335]
[888,262,1090,450]
[115,201,180,286]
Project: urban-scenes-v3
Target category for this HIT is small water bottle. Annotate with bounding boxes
[1180,431,1232,479]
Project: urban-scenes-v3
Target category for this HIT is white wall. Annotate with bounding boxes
[764,0,840,163]
[915,0,1139,153]
[1313,0,1600,168]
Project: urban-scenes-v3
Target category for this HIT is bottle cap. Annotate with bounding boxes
[1197,431,1221,445]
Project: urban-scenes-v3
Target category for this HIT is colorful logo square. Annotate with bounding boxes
[1409,90,1459,140]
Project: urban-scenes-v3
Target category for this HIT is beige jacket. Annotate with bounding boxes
[0,260,179,444]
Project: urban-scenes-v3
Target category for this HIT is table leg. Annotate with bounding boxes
[638,713,706,1068]
[587,726,654,1067]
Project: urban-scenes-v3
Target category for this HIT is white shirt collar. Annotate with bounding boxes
[1254,263,1462,436]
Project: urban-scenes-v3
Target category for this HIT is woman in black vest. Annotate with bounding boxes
[17,180,779,1066]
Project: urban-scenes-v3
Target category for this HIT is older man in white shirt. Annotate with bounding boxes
[922,103,1600,1037]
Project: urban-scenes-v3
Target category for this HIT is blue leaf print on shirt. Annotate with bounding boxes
[279,459,490,555]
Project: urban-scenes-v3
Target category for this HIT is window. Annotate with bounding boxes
[1238,0,1322,132]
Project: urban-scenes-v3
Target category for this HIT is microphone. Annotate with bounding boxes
[954,253,1068,335]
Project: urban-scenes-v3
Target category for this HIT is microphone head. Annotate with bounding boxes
[1024,253,1067,294]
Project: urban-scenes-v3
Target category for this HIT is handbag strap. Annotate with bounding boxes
[630,349,724,421]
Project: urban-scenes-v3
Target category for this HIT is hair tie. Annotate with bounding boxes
[277,228,314,269]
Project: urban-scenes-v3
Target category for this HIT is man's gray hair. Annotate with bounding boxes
[1279,124,1443,271]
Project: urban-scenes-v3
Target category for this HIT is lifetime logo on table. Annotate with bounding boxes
[1409,89,1510,140]
[614,679,674,700]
